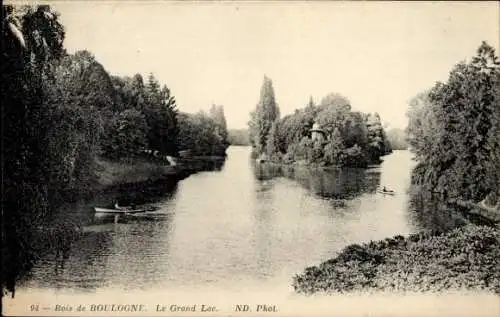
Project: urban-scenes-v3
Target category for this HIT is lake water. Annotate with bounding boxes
[21,146,468,294]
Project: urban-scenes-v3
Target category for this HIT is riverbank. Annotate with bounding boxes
[37,155,226,227]
[293,224,500,295]
[96,158,185,187]
[95,155,226,188]
[448,199,500,223]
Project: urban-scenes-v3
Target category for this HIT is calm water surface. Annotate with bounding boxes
[22,146,466,293]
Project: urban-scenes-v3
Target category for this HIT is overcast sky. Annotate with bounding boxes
[48,1,499,129]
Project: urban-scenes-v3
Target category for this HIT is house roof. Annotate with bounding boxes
[310,122,325,133]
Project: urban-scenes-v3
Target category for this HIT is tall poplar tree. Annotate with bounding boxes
[248,75,280,156]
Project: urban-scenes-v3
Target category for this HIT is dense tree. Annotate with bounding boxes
[209,104,229,149]
[265,121,281,160]
[105,73,179,157]
[323,128,345,166]
[486,61,500,205]
[2,4,66,297]
[40,50,117,200]
[143,73,178,155]
[259,89,391,167]
[343,111,369,149]
[248,75,280,156]
[129,74,147,111]
[101,109,148,160]
[365,113,391,163]
[13,5,65,65]
[343,144,367,168]
[178,110,229,156]
[315,93,352,135]
[406,91,438,161]
[407,41,500,203]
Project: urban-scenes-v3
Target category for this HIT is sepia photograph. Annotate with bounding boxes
[2,1,499,316]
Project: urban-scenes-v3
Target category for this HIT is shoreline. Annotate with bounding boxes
[95,155,226,190]
[253,150,410,169]
[39,155,226,227]
[293,223,500,295]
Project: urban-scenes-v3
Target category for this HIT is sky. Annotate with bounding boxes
[42,1,499,129]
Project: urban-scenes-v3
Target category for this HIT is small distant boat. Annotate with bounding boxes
[378,187,395,195]
[94,206,148,215]
[93,204,158,223]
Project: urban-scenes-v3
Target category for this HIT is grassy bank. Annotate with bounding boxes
[95,155,226,188]
[35,156,225,227]
[95,157,184,187]
[293,224,500,295]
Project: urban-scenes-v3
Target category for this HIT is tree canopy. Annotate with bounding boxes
[249,87,392,167]
[406,41,500,203]
[248,75,280,156]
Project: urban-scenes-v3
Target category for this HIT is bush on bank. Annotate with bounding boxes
[293,224,500,295]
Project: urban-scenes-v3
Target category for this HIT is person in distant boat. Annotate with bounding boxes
[383,186,387,192]
[115,202,134,210]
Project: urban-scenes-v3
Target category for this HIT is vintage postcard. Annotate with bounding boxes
[2,1,499,316]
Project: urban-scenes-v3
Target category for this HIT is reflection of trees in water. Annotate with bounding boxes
[26,217,175,291]
[204,158,226,171]
[95,178,180,208]
[252,163,381,200]
[93,159,227,208]
[407,187,470,233]
[24,228,113,291]
[18,158,231,291]
[251,164,278,280]
[252,163,283,181]
[21,172,184,291]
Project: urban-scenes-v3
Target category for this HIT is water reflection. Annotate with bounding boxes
[26,216,176,292]
[24,229,114,291]
[22,168,189,291]
[406,187,471,233]
[99,177,180,207]
[252,163,381,200]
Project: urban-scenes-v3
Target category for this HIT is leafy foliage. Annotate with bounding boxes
[102,73,179,157]
[177,110,229,156]
[293,224,500,295]
[101,109,148,160]
[248,76,280,156]
[407,42,500,203]
[257,92,391,167]
[2,4,68,297]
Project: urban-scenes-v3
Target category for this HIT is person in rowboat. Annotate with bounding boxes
[382,186,393,193]
[115,202,136,211]
[114,202,126,210]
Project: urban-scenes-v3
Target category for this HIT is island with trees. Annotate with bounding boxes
[248,76,392,168]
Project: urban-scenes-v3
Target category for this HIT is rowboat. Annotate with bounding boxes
[93,206,150,223]
[377,188,395,195]
[94,207,148,214]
